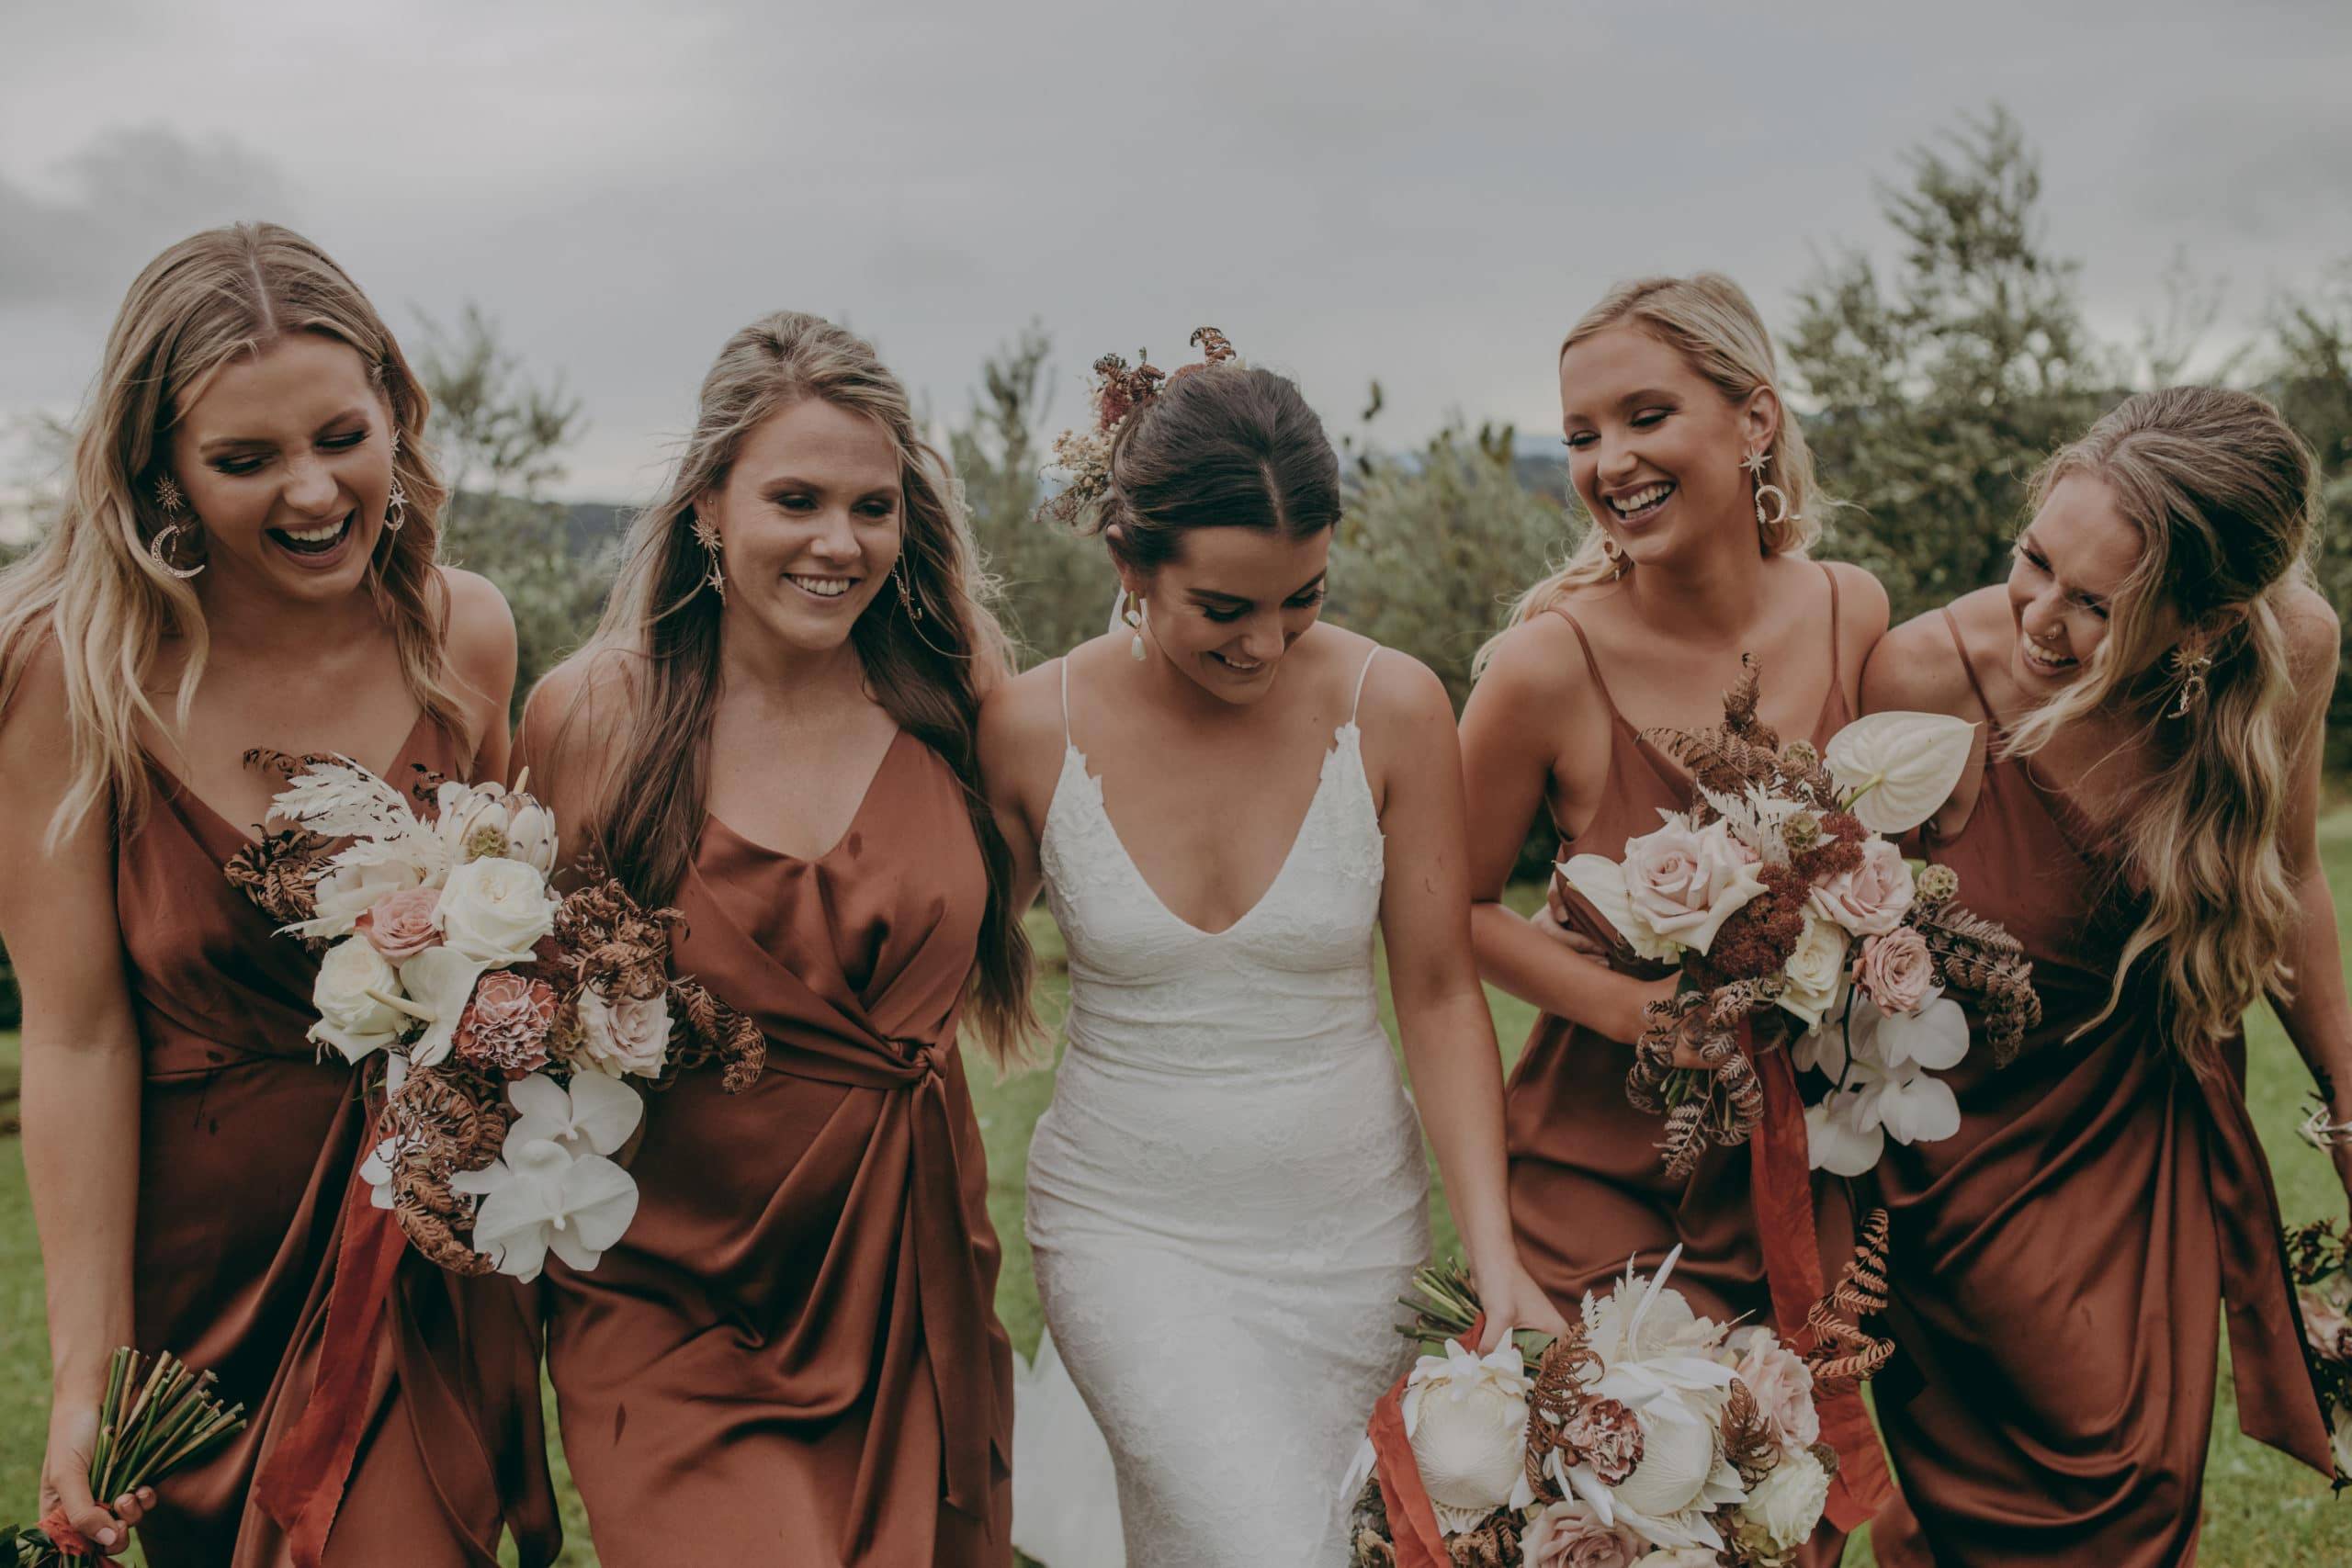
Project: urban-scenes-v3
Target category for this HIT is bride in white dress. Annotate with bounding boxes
[979,344,1565,1565]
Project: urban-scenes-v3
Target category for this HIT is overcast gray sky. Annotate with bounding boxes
[5,0,2348,501]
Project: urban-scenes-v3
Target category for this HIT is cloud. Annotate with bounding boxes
[0,125,289,310]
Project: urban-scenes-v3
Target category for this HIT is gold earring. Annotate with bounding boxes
[149,476,205,580]
[2167,642,2213,717]
[1742,449,1795,532]
[1599,532,1628,579]
[690,515,725,602]
[384,429,408,533]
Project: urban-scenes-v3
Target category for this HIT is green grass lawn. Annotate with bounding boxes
[7,820,2352,1563]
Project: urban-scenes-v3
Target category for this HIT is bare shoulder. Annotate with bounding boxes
[1862,592,1984,719]
[1464,607,1593,710]
[1352,640,1453,730]
[1821,558,1892,643]
[520,646,638,769]
[2279,581,2341,672]
[436,568,517,681]
[977,646,1077,811]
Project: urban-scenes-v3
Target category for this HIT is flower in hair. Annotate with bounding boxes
[1041,328,1241,526]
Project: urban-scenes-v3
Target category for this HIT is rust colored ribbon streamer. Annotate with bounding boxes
[253,1111,409,1567]
[1365,1312,1485,1568]
[1748,1031,1894,1529]
[37,1505,101,1558]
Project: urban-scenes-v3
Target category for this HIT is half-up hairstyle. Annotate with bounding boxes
[1476,272,1825,673]
[0,221,465,845]
[2005,386,2321,1074]
[1089,362,1341,569]
[557,311,1036,1065]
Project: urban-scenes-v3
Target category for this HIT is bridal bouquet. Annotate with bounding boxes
[1556,660,2040,1179]
[224,753,764,1281]
[1344,1218,1894,1567]
[2284,1216,2352,1487]
[5,1348,244,1564]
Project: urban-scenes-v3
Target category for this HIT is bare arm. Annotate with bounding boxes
[975,660,1062,916]
[1368,654,1567,1344]
[2271,596,2352,1207]
[440,568,518,784]
[1457,619,1668,1043]
[2,644,150,1552]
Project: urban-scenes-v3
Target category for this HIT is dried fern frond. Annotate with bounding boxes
[1800,1207,1897,1397]
[223,829,334,929]
[1720,1378,1785,1486]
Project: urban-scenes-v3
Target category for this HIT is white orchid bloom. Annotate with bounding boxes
[1559,855,1681,962]
[391,945,492,1067]
[1804,1096,1886,1176]
[358,1134,399,1212]
[449,1134,638,1282]
[1860,1063,1962,1147]
[507,1068,643,1158]
[1823,710,1976,835]
[1868,994,1970,1074]
[1792,1016,1849,1078]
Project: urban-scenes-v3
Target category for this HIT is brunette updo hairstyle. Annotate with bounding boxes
[1092,364,1342,570]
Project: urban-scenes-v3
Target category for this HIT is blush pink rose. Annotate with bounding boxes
[1521,1499,1644,1568]
[1733,1331,1821,1450]
[1810,838,1916,938]
[453,972,558,1078]
[1855,927,1939,1017]
[356,887,442,962]
[1622,818,1765,953]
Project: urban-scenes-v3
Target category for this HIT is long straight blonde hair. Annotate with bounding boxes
[551,311,1038,1066]
[2005,386,2320,1072]
[1476,273,1825,673]
[0,222,465,844]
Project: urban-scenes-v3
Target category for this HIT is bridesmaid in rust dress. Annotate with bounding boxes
[1860,387,2350,1564]
[517,311,1030,1566]
[0,225,556,1565]
[1459,274,1891,1543]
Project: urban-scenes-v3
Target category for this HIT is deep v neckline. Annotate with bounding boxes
[1060,726,1356,941]
[149,707,435,852]
[707,730,908,864]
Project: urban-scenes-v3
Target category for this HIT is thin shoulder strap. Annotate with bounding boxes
[1057,654,1074,748]
[1349,645,1382,725]
[1939,607,1999,727]
[1544,604,1626,724]
[1818,561,1844,677]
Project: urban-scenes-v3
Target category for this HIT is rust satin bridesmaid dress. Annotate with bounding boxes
[542,730,1013,1566]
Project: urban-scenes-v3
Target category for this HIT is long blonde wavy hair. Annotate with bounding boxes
[0,221,465,845]
[2005,386,2321,1072]
[557,311,1037,1066]
[1476,273,1825,673]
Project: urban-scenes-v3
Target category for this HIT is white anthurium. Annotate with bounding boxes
[506,1068,643,1158]
[1559,855,1680,963]
[449,1134,638,1282]
[1397,1337,1531,1531]
[1823,711,1976,835]
[390,945,492,1066]
[1804,1096,1885,1176]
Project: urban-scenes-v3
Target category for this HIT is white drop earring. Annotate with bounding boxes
[1122,591,1147,661]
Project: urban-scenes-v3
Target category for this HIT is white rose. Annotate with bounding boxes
[1632,1552,1723,1568]
[309,937,407,1062]
[1398,1338,1529,1530]
[1738,1448,1830,1551]
[436,781,559,874]
[435,856,561,964]
[573,986,673,1078]
[1778,916,1850,1028]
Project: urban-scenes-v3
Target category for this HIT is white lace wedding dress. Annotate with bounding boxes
[1012,647,1430,1567]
